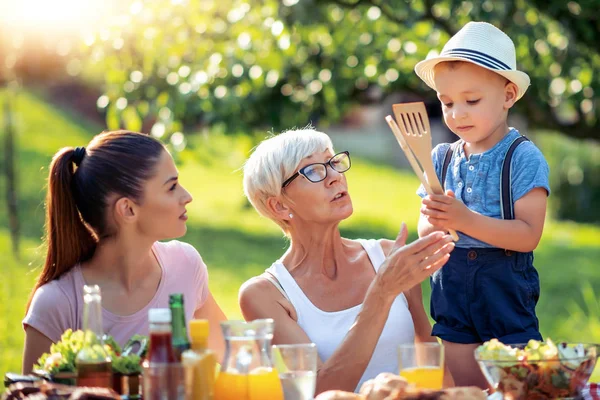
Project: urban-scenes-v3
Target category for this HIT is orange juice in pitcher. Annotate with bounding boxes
[248,367,283,400]
[214,371,247,400]
[214,319,283,400]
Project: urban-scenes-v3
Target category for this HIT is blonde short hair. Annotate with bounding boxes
[243,128,334,234]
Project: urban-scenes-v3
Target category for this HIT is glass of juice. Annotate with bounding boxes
[271,343,317,400]
[398,342,444,390]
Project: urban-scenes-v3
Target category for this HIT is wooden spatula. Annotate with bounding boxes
[391,102,459,241]
[385,115,433,194]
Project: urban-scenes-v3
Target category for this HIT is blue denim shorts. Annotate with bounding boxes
[430,247,542,344]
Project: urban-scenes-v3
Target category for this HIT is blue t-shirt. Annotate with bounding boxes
[417,128,550,248]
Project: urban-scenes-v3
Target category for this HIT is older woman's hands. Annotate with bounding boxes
[376,223,454,301]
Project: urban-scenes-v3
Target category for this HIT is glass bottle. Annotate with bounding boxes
[170,293,191,361]
[144,308,184,400]
[147,308,177,364]
[182,319,217,400]
[76,285,112,388]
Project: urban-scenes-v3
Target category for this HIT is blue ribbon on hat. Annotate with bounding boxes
[441,48,512,71]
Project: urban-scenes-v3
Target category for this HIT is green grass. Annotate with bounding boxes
[1,90,599,383]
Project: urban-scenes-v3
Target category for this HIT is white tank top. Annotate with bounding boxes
[265,239,415,392]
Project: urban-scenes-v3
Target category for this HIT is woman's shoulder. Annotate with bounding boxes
[154,240,204,268]
[342,237,392,258]
[156,240,210,309]
[343,237,388,249]
[29,278,75,309]
[33,265,83,304]
[154,239,197,254]
[24,271,80,342]
[353,238,394,257]
[240,275,276,299]
[377,239,394,255]
[239,275,296,321]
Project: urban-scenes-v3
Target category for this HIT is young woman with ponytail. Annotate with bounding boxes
[22,130,227,373]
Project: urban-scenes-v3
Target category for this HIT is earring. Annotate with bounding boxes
[289,213,293,219]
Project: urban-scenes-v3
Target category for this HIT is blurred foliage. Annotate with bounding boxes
[59,0,600,143]
[0,1,598,227]
[555,282,600,345]
[1,0,598,143]
[537,131,600,223]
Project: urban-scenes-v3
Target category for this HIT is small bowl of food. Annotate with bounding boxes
[475,339,597,400]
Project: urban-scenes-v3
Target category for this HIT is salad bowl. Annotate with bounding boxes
[475,339,597,400]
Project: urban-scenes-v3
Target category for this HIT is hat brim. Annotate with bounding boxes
[415,56,530,100]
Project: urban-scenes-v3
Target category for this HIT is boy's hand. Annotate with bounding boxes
[421,190,472,232]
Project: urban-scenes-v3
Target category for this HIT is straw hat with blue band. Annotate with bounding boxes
[414,21,531,100]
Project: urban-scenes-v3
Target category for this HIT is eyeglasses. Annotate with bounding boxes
[282,151,351,188]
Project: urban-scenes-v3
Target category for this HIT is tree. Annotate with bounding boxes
[74,0,600,141]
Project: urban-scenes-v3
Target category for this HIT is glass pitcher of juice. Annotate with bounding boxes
[214,319,284,400]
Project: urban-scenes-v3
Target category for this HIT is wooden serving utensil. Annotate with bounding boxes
[385,115,433,194]
[390,102,459,241]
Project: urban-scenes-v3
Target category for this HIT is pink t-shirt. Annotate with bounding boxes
[23,240,209,347]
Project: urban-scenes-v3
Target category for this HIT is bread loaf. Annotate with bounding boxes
[314,373,487,400]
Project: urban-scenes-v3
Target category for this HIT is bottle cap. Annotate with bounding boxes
[82,284,102,303]
[148,308,172,323]
[189,319,209,340]
[83,284,101,295]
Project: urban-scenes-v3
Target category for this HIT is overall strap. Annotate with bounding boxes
[441,140,461,190]
[441,135,530,219]
[500,136,530,220]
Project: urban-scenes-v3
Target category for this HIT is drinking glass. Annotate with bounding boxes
[142,362,185,400]
[398,342,444,390]
[272,343,318,400]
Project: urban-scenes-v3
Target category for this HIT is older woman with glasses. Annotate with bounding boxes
[240,128,455,394]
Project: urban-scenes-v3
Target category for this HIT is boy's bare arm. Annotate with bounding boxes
[421,188,547,252]
[461,188,547,251]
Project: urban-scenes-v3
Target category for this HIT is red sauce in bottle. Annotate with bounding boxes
[147,331,176,364]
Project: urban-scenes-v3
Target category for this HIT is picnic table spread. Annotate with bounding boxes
[484,383,599,399]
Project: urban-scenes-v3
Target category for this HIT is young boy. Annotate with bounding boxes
[414,22,550,388]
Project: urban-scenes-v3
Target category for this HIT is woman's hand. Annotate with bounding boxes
[375,223,454,301]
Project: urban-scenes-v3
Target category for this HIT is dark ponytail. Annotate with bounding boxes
[26,131,165,312]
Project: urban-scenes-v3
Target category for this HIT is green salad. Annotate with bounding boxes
[475,338,596,400]
[34,329,147,375]
[476,338,587,363]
